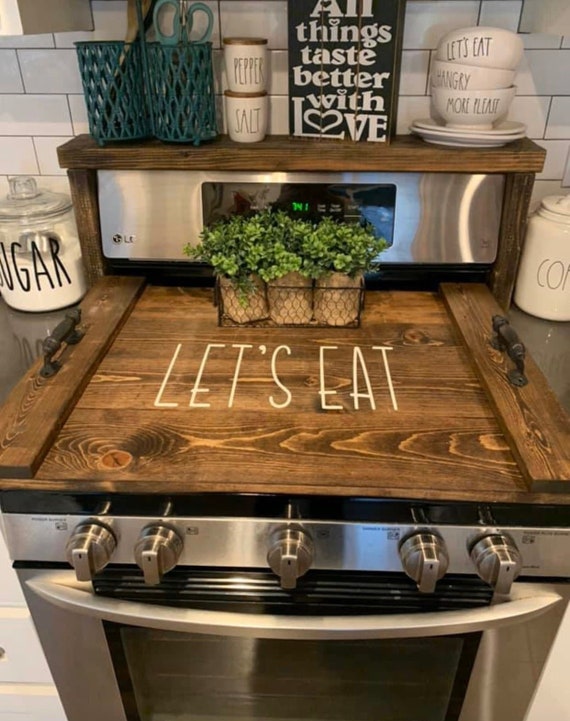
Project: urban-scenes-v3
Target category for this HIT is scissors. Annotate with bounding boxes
[153,0,214,45]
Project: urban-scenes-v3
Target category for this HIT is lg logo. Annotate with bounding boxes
[112,234,136,244]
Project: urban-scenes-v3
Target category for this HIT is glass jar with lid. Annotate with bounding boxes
[0,176,87,312]
[514,194,570,321]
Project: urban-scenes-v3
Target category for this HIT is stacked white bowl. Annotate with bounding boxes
[431,27,523,130]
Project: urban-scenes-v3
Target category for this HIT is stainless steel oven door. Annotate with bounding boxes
[18,569,567,721]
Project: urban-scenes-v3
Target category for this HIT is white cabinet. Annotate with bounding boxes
[0,0,93,35]
[0,532,67,721]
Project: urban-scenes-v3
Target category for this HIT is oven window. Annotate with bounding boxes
[117,628,477,721]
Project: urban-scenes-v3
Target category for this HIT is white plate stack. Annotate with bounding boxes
[411,26,526,147]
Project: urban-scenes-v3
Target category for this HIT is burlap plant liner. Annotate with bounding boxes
[218,276,268,325]
[313,273,363,326]
[267,271,313,325]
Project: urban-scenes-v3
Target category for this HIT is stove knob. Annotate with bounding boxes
[470,534,522,595]
[399,532,449,593]
[134,524,183,586]
[267,527,314,590]
[65,521,116,581]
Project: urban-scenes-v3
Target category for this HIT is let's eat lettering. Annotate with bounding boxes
[154,343,398,412]
[287,0,402,142]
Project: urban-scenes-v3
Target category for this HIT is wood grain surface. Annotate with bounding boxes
[0,276,145,479]
[442,283,570,492]
[2,282,565,502]
[22,283,556,502]
[57,134,546,173]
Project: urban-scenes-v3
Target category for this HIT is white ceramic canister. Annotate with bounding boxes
[0,177,87,313]
[225,90,268,143]
[514,194,570,321]
[223,37,268,93]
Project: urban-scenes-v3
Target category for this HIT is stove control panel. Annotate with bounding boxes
[5,514,570,593]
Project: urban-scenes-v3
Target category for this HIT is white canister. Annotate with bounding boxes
[223,37,268,93]
[224,91,268,143]
[514,194,570,321]
[0,177,87,313]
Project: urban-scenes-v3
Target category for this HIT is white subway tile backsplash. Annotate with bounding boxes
[546,97,570,139]
[399,50,430,95]
[479,1,522,32]
[508,96,550,138]
[396,96,432,134]
[0,50,23,93]
[54,1,128,47]
[0,95,73,136]
[0,137,38,174]
[220,1,287,49]
[403,1,480,50]
[67,95,89,135]
[522,33,563,49]
[268,95,289,134]
[529,180,567,211]
[0,0,567,199]
[33,137,71,175]
[516,50,570,95]
[534,140,570,180]
[18,49,83,94]
[0,34,54,49]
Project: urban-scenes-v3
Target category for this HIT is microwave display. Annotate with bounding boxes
[201,182,397,246]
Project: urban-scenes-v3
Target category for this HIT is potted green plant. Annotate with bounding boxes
[302,218,387,326]
[183,213,269,324]
[256,211,314,325]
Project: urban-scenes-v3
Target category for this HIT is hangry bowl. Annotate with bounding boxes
[431,86,516,129]
[435,26,524,70]
[431,59,515,91]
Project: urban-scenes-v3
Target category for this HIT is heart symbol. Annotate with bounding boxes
[303,109,344,134]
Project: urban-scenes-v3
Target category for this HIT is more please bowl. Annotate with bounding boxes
[431,86,516,129]
[431,59,515,91]
[435,26,524,70]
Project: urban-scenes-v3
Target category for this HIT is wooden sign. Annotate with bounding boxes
[288,0,405,142]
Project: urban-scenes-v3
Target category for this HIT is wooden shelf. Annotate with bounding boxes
[58,134,546,173]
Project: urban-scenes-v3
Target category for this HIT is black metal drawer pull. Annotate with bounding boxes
[40,308,84,378]
[491,315,528,387]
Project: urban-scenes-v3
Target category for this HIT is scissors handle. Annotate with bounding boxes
[186,2,214,44]
[153,0,181,46]
[153,0,213,45]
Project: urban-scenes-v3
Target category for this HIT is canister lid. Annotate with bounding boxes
[0,176,72,221]
[541,194,570,218]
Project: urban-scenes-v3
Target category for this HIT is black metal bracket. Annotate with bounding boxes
[40,308,84,378]
[491,315,528,387]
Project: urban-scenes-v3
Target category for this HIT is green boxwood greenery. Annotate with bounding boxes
[183,209,387,302]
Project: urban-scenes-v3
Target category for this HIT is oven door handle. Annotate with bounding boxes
[26,572,563,640]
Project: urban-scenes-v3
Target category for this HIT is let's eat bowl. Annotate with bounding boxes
[431,59,515,91]
[435,26,524,70]
[431,86,516,130]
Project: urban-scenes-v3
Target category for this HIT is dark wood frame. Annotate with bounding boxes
[58,133,545,309]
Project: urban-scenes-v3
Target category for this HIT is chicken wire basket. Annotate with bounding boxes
[75,41,151,145]
[217,279,364,328]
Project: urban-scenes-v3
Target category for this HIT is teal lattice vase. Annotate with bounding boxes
[76,41,151,145]
[146,42,218,144]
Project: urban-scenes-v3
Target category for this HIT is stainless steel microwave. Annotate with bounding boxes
[97,170,504,273]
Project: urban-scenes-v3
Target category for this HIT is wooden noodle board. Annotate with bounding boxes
[0,278,568,502]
